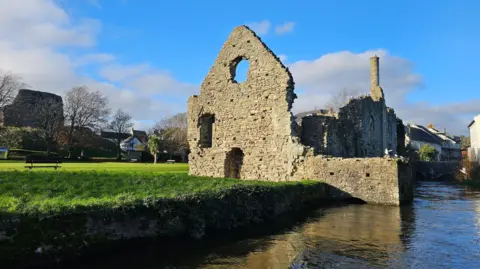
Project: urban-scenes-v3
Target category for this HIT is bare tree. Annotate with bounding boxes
[325,87,362,112]
[154,112,189,162]
[0,72,25,124]
[34,98,64,156]
[64,86,110,158]
[107,109,134,160]
[0,72,23,108]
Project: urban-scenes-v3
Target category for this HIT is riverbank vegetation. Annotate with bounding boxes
[0,164,321,215]
[0,165,332,268]
[456,158,480,188]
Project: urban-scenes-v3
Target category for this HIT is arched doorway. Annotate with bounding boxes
[224,148,244,179]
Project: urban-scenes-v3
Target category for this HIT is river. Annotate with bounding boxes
[67,181,480,269]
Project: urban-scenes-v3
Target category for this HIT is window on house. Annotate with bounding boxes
[199,114,214,148]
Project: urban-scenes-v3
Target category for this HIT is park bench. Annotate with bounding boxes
[166,160,176,164]
[24,157,62,170]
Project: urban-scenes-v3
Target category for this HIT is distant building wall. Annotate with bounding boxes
[470,115,480,163]
[1,89,63,128]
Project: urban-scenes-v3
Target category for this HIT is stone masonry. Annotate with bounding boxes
[0,89,64,128]
[187,25,413,205]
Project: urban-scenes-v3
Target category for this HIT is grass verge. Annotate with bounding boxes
[0,170,317,215]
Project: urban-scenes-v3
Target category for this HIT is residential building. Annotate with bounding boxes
[405,123,461,161]
[120,128,149,161]
[102,128,149,161]
[468,114,480,162]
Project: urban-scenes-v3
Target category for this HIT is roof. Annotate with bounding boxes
[131,129,148,143]
[468,119,475,128]
[101,131,130,140]
[407,124,444,144]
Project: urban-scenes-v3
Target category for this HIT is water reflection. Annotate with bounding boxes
[67,182,480,269]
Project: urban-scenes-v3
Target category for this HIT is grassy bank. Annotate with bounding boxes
[0,166,337,268]
[0,169,315,215]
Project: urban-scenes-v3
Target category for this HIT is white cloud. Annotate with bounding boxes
[0,0,100,48]
[288,50,473,135]
[275,22,295,35]
[247,20,271,36]
[73,53,115,66]
[0,0,194,131]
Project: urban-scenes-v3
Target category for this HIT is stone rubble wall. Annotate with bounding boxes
[187,25,413,205]
[1,89,64,128]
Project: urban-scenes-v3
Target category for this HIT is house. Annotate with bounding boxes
[405,123,461,161]
[468,114,480,163]
[120,128,149,161]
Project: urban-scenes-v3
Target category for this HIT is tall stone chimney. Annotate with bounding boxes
[370,55,384,101]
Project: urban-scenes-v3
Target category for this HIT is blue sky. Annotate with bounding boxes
[1,0,479,134]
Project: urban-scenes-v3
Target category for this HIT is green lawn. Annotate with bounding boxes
[0,161,189,173]
[0,161,317,215]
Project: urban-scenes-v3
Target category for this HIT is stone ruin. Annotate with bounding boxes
[187,25,412,205]
[0,89,64,128]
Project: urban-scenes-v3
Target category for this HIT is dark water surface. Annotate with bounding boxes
[67,182,480,269]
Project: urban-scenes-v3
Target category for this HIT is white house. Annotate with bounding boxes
[405,124,443,161]
[468,114,480,163]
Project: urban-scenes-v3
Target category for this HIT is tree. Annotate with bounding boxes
[0,72,24,125]
[154,112,189,162]
[64,86,110,158]
[107,109,134,160]
[148,134,161,164]
[419,144,438,162]
[0,72,23,110]
[325,87,361,112]
[460,135,471,149]
[34,98,64,156]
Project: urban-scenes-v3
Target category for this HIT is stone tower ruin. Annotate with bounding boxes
[187,25,412,205]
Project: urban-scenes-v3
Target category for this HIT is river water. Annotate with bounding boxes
[69,181,480,269]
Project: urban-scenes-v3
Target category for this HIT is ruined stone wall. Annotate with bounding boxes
[187,25,413,205]
[295,157,412,205]
[187,26,304,181]
[336,97,398,157]
[338,97,382,157]
[387,108,398,153]
[300,115,355,157]
[2,89,64,128]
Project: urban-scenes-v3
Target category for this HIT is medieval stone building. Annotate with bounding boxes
[187,25,412,205]
[297,56,398,158]
[0,89,64,128]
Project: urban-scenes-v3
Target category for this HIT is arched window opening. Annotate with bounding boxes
[224,148,244,179]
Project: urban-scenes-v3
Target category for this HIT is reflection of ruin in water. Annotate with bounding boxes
[194,204,414,269]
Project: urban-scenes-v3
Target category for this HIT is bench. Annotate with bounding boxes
[25,159,62,170]
[166,160,176,164]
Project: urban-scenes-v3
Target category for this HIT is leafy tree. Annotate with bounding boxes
[64,86,110,158]
[148,134,161,164]
[419,144,438,162]
[107,109,134,160]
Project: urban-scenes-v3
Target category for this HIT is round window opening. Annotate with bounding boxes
[231,57,250,83]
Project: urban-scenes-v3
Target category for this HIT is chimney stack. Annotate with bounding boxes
[369,55,384,101]
[370,55,379,88]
